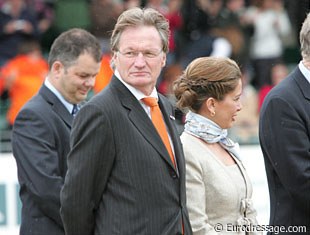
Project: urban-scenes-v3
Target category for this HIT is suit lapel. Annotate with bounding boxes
[111,78,178,171]
[39,85,73,128]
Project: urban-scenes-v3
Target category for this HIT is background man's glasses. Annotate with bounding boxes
[118,50,162,59]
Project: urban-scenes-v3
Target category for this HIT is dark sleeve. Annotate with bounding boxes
[60,104,115,235]
[12,108,64,227]
[259,96,310,210]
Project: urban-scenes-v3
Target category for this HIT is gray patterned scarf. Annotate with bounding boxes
[184,111,241,160]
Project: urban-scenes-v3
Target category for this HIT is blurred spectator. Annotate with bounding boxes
[145,0,168,14]
[0,39,48,128]
[258,62,288,111]
[242,0,292,89]
[0,0,55,35]
[208,28,233,58]
[0,0,40,66]
[89,0,123,54]
[23,0,56,54]
[123,0,142,9]
[93,53,113,94]
[177,0,215,68]
[25,0,55,35]
[158,63,184,134]
[211,0,250,65]
[158,63,183,99]
[177,0,241,67]
[0,68,5,97]
[216,0,245,27]
[163,0,183,65]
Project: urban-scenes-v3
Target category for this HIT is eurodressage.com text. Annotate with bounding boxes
[213,223,308,234]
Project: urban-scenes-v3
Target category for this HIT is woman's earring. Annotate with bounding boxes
[211,111,215,117]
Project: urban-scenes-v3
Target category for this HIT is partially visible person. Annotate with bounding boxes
[258,62,288,111]
[177,0,214,68]
[163,0,183,65]
[60,7,192,235]
[174,56,260,234]
[123,0,141,9]
[93,53,113,93]
[212,0,248,64]
[0,70,4,95]
[158,63,184,134]
[1,39,48,128]
[259,13,310,233]
[0,0,40,66]
[158,63,183,99]
[25,0,56,54]
[0,0,54,35]
[89,0,123,54]
[11,28,102,235]
[145,0,168,15]
[25,0,55,35]
[242,0,292,89]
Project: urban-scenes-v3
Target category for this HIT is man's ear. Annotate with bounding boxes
[51,61,63,78]
[161,53,166,68]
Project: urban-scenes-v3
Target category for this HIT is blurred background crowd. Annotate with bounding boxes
[0,0,309,152]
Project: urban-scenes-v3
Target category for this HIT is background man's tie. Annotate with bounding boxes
[71,104,78,116]
[142,97,176,167]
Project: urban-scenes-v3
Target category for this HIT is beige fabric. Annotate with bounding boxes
[181,132,261,235]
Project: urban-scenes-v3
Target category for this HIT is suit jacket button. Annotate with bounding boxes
[170,171,177,178]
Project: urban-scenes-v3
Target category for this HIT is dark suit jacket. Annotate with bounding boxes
[12,84,73,235]
[259,67,310,234]
[60,77,192,235]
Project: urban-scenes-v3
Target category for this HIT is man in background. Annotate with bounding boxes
[12,28,102,235]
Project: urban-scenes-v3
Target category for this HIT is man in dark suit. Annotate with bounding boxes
[60,7,192,235]
[11,28,102,235]
[259,13,310,234]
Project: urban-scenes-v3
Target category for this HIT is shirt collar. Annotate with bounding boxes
[298,61,310,84]
[114,70,158,100]
[44,78,75,114]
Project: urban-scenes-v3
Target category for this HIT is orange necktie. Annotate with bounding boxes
[142,97,176,167]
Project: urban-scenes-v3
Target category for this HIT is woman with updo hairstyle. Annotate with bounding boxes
[174,57,261,235]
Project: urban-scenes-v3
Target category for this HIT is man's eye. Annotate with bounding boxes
[125,51,135,57]
[79,74,89,79]
[145,52,155,58]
